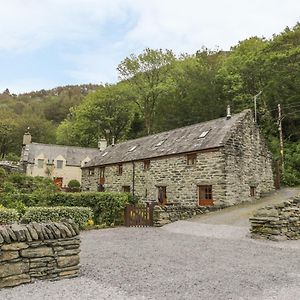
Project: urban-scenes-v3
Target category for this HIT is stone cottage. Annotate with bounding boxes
[82,109,274,207]
[21,133,99,188]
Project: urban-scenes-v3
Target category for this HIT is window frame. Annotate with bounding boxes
[56,160,63,169]
[250,186,256,197]
[143,159,150,171]
[88,168,95,176]
[122,185,131,193]
[187,153,197,165]
[37,159,44,169]
[117,164,123,175]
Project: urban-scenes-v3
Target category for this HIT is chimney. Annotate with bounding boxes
[226,105,231,120]
[112,136,115,147]
[98,138,107,151]
[22,129,32,145]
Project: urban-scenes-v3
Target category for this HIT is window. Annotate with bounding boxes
[99,167,105,177]
[144,159,150,171]
[128,145,137,152]
[250,186,256,197]
[56,160,63,169]
[118,164,123,175]
[89,168,95,176]
[157,186,167,205]
[37,159,44,168]
[187,153,197,165]
[122,186,130,193]
[198,185,213,206]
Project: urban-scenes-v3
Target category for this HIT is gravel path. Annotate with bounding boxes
[1,188,299,300]
[1,227,299,300]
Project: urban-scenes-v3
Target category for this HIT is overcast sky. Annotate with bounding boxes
[0,0,299,94]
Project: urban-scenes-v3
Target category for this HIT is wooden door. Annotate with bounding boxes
[54,177,63,189]
[157,186,167,205]
[198,185,213,206]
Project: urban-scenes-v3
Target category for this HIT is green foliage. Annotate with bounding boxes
[0,205,19,224]
[57,83,134,146]
[68,179,81,189]
[282,142,300,186]
[45,192,134,225]
[21,206,93,228]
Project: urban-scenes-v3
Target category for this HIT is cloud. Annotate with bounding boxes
[1,0,299,92]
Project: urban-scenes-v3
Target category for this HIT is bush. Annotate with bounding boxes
[0,205,19,224]
[67,179,81,192]
[21,206,93,229]
[45,192,135,225]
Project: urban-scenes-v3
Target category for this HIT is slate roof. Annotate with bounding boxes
[84,109,251,168]
[21,143,99,167]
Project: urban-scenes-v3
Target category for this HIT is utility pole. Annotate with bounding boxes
[277,104,284,174]
[253,91,262,123]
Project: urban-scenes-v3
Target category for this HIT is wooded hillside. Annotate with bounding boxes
[1,24,299,185]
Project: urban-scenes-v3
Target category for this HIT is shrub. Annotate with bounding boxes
[0,205,19,224]
[45,192,135,225]
[67,179,81,192]
[21,206,93,229]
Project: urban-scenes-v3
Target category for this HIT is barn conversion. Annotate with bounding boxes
[82,109,274,207]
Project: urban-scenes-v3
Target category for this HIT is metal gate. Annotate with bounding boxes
[124,203,154,227]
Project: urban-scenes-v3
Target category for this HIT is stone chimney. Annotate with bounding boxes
[22,130,32,145]
[226,105,231,120]
[98,138,107,151]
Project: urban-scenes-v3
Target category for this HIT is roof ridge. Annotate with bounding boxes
[30,143,98,151]
[108,109,250,148]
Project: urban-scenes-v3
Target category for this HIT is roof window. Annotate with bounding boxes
[128,145,137,152]
[155,139,166,147]
[199,130,210,138]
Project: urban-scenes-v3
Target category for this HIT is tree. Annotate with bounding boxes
[57,83,134,147]
[117,48,176,134]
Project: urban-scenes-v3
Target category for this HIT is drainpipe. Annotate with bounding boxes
[132,161,135,200]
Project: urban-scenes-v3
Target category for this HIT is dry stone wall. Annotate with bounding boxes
[250,195,300,241]
[153,204,224,226]
[0,221,80,288]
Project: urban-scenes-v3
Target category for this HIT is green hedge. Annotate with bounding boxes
[21,206,93,228]
[0,207,19,224]
[45,192,134,225]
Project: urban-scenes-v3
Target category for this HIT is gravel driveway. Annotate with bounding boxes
[1,188,299,300]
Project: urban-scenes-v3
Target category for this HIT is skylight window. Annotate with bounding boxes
[155,140,166,147]
[128,145,137,152]
[102,152,108,157]
[199,130,210,138]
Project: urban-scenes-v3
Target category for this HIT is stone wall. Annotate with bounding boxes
[153,204,224,227]
[223,110,274,206]
[249,195,300,241]
[0,221,80,288]
[82,111,274,207]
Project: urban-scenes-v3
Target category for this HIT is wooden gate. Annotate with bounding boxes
[124,203,154,227]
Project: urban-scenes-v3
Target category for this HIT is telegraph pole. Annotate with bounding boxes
[278,104,284,174]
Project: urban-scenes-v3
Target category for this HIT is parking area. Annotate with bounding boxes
[1,188,300,300]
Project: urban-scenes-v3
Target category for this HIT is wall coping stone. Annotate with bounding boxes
[0,220,79,245]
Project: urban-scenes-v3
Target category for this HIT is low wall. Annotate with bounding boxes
[153,204,225,227]
[0,221,80,288]
[249,195,300,241]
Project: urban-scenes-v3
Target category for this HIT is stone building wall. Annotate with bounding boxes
[223,111,274,205]
[0,221,80,289]
[82,149,227,206]
[82,111,274,207]
[250,195,300,241]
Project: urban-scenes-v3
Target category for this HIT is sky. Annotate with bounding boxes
[0,0,299,94]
